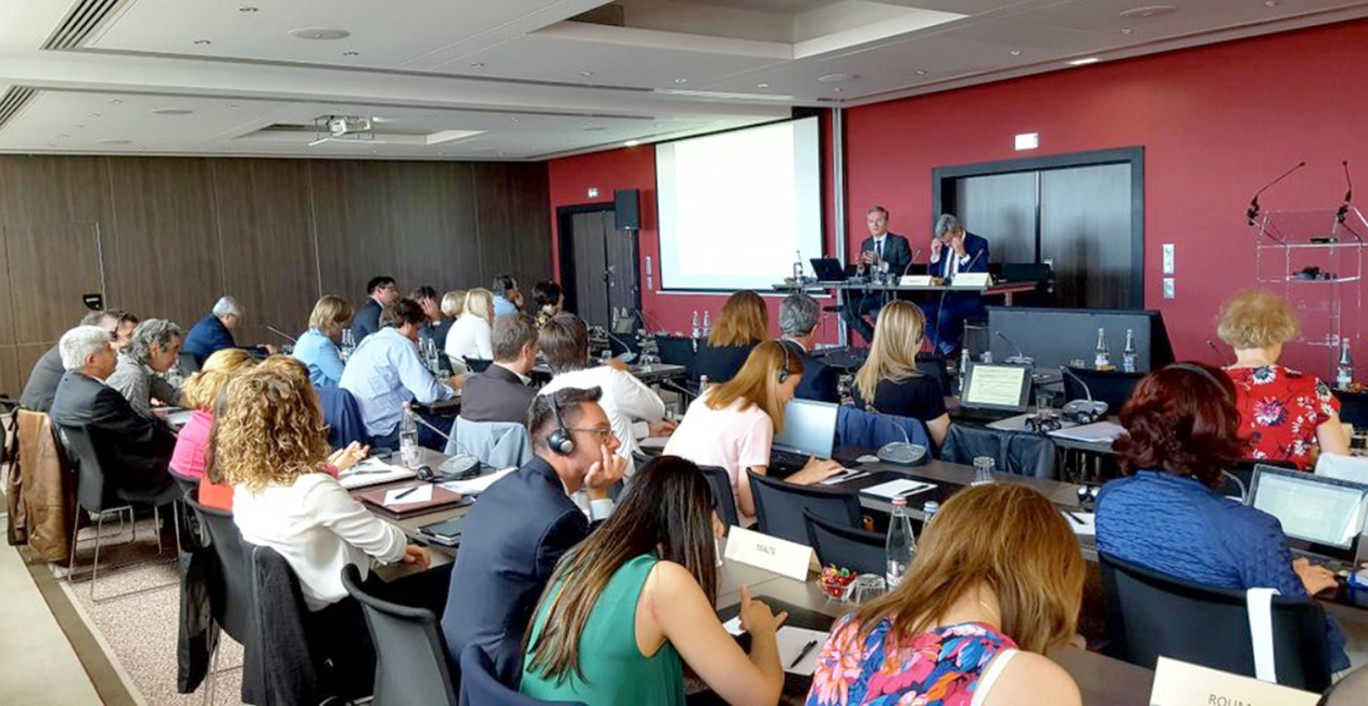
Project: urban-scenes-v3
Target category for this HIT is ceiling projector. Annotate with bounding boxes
[326,116,372,137]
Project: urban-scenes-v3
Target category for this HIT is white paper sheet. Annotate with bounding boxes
[1048,421,1126,443]
[1062,510,1096,536]
[337,458,417,489]
[777,627,830,675]
[860,478,936,500]
[439,467,516,496]
[384,484,433,506]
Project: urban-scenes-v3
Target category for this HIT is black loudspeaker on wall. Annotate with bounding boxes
[614,189,640,231]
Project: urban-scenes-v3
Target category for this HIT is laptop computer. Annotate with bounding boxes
[809,257,848,282]
[1250,464,1368,563]
[770,399,839,475]
[952,361,1034,424]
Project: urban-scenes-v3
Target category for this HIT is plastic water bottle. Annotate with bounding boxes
[885,496,916,589]
[340,328,356,361]
[399,403,420,468]
[1122,329,1137,374]
[1336,341,1355,390]
[922,500,940,523]
[957,348,970,396]
[423,337,441,375]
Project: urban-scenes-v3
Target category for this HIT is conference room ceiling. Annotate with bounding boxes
[1,0,1365,161]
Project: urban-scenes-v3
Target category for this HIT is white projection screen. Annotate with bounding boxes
[656,117,821,291]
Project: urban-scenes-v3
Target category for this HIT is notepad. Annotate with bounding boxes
[384,484,432,506]
[338,458,417,489]
[860,478,936,500]
[1061,510,1096,536]
[778,627,830,675]
[1048,421,1126,443]
[439,467,516,495]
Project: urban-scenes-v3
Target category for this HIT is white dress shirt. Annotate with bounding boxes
[339,327,455,438]
[233,473,407,611]
[445,313,494,366]
[928,244,973,278]
[538,365,666,462]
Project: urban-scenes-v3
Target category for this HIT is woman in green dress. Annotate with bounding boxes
[520,455,786,706]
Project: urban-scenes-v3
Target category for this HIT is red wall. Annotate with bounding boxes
[548,19,1368,374]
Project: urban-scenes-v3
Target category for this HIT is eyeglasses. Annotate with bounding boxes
[567,427,616,444]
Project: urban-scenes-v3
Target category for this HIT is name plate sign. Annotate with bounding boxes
[1149,657,1318,706]
[899,275,934,287]
[950,272,992,288]
[724,526,813,581]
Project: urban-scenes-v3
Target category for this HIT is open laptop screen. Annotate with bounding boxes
[962,363,1032,411]
[772,399,838,459]
[1250,465,1368,550]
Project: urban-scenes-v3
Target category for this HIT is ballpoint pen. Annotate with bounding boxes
[394,485,422,500]
[789,639,818,669]
[1065,511,1085,526]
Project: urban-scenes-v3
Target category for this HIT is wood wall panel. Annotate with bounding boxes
[0,154,551,398]
[104,158,222,329]
[212,159,319,344]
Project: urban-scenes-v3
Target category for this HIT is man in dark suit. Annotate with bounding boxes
[459,313,539,424]
[49,325,176,495]
[842,206,914,344]
[922,213,991,355]
[350,275,400,344]
[779,293,839,403]
[182,296,276,366]
[21,310,117,412]
[441,386,626,682]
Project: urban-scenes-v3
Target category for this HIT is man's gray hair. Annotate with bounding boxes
[125,318,182,364]
[934,214,962,239]
[59,325,112,371]
[779,292,820,337]
[212,296,242,318]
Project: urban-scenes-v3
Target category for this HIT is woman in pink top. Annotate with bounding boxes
[664,340,841,518]
[169,349,258,506]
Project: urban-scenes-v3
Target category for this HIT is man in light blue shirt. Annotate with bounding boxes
[491,273,522,318]
[340,298,463,450]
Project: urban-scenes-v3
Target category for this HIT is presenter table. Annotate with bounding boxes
[774,279,1039,306]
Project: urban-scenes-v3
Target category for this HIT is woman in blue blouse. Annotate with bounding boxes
[1095,362,1348,672]
[293,295,353,388]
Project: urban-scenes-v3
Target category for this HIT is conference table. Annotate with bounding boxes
[773,279,1040,306]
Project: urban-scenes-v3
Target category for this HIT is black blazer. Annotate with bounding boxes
[459,364,537,424]
[440,457,591,683]
[20,345,64,412]
[695,342,758,384]
[350,299,384,343]
[856,232,913,275]
[49,371,176,494]
[780,339,839,404]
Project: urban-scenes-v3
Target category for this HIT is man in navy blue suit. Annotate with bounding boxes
[440,386,627,683]
[842,206,914,344]
[922,214,990,355]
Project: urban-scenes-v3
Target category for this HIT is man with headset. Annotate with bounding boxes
[440,386,627,683]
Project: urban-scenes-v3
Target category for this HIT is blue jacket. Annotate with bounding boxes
[441,457,591,683]
[835,404,931,450]
[931,231,990,279]
[292,328,345,388]
[182,313,237,366]
[1096,470,1348,671]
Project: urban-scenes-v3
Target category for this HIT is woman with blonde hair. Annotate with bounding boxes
[853,301,950,446]
[293,295,354,388]
[666,340,841,518]
[807,483,1086,706]
[435,289,466,349]
[170,348,257,507]
[445,287,495,373]
[1216,289,1348,469]
[696,290,769,384]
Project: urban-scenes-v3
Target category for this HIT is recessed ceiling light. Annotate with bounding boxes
[1264,0,1279,6]
[1119,5,1176,19]
[150,108,194,116]
[832,87,843,93]
[583,126,608,132]
[238,6,258,12]
[99,139,132,145]
[193,39,212,45]
[817,73,853,83]
[757,82,770,88]
[289,27,350,40]
[1120,27,1135,35]
[915,69,928,75]
[1009,50,1022,56]
[510,117,521,122]
[1067,57,1100,66]
[342,50,359,56]
[624,140,641,147]
[107,99,122,105]
[73,124,85,129]
[674,78,688,84]
[88,113,101,118]
[580,71,594,77]
[469,62,484,68]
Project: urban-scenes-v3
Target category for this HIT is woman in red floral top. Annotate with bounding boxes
[1217,290,1349,470]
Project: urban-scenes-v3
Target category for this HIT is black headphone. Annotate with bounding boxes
[1167,362,1231,400]
[545,395,576,456]
[777,343,792,384]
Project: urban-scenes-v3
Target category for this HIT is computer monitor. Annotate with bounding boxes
[773,399,838,460]
[1249,465,1368,550]
[987,307,1175,374]
[961,362,1033,412]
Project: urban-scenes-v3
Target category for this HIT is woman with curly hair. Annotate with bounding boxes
[220,357,430,612]
[1217,289,1348,469]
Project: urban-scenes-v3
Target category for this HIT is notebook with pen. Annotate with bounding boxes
[356,481,471,518]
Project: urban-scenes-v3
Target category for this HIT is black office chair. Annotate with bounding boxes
[1099,553,1332,692]
[1225,459,1298,500]
[940,425,1057,479]
[183,489,253,704]
[1334,389,1368,428]
[699,465,739,529]
[464,357,493,374]
[179,351,202,375]
[1061,366,1144,412]
[341,564,459,706]
[61,424,181,601]
[915,353,953,396]
[654,335,699,385]
[803,509,893,576]
[458,643,586,706]
[748,473,861,545]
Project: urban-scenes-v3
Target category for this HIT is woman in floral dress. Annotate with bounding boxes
[806,484,1086,706]
[1216,290,1349,470]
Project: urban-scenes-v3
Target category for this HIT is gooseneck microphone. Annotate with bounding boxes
[1206,339,1233,366]
[1247,161,1306,226]
[265,325,298,343]
[1337,160,1354,224]
[995,331,1029,364]
[1061,365,1097,403]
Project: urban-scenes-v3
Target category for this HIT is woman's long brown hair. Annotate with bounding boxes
[851,483,1085,654]
[706,340,803,433]
[708,290,768,347]
[523,456,719,683]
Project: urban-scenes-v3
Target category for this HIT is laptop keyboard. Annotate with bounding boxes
[769,449,812,476]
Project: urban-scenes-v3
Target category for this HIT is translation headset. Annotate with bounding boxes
[777,343,792,384]
[1167,362,1233,400]
[546,395,576,456]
